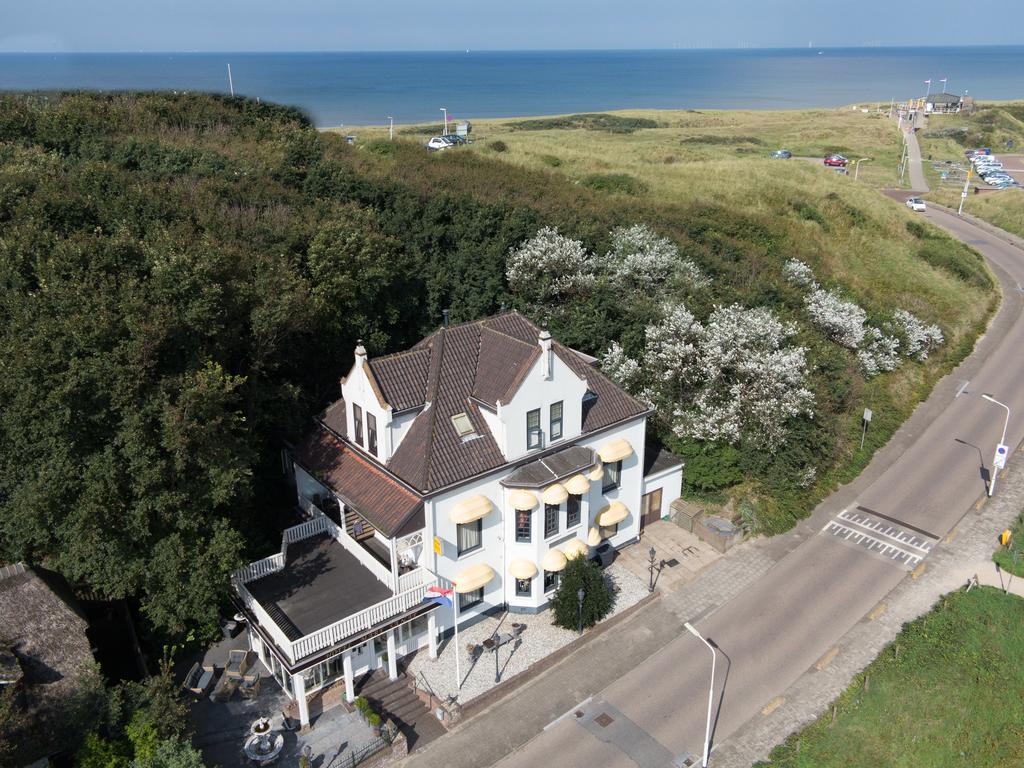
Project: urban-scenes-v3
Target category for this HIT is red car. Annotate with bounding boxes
[824,154,849,167]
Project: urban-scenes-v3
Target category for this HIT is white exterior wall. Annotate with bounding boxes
[500,355,588,460]
[389,409,420,454]
[642,466,684,520]
[339,357,392,463]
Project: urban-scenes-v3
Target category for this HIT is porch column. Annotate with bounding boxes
[427,611,439,660]
[386,629,398,681]
[343,651,355,703]
[389,538,400,592]
[292,671,310,727]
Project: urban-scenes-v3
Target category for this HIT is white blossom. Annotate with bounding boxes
[804,288,867,349]
[857,327,901,378]
[604,301,814,450]
[506,227,597,301]
[892,309,944,361]
[797,465,818,489]
[603,223,710,290]
[783,258,818,290]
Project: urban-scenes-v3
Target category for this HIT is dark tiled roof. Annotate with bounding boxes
[369,348,432,411]
[294,429,424,537]
[502,445,596,487]
[310,311,648,495]
[321,398,347,435]
[643,440,684,477]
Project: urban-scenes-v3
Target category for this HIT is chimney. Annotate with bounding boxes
[443,309,450,328]
[354,339,367,365]
[539,329,553,380]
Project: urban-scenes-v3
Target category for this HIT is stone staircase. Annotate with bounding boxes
[355,669,446,751]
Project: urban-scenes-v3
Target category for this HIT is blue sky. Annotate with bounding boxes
[3,0,1024,52]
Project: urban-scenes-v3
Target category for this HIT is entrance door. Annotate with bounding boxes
[641,488,663,531]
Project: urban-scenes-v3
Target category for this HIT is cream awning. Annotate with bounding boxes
[587,527,603,546]
[563,539,588,559]
[596,501,629,527]
[587,463,604,482]
[564,474,590,495]
[454,563,495,593]
[541,483,568,506]
[541,548,567,572]
[449,494,493,525]
[598,438,633,464]
[509,558,538,580]
[509,489,538,510]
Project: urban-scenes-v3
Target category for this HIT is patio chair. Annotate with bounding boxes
[182,662,216,697]
[225,649,254,680]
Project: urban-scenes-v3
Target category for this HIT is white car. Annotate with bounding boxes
[906,197,926,212]
[426,136,452,150]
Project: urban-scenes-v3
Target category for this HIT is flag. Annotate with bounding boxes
[423,585,453,607]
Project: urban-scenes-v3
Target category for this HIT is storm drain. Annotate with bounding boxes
[593,712,615,728]
[664,558,680,568]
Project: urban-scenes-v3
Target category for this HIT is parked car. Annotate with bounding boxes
[426,136,452,151]
[770,149,793,159]
[824,154,849,167]
[442,134,467,145]
[906,197,927,212]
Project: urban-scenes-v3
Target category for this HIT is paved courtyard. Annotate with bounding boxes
[618,519,722,591]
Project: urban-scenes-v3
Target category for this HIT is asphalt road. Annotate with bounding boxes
[494,180,1024,767]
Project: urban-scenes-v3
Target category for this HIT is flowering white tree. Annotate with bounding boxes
[892,309,944,360]
[804,288,867,349]
[857,327,901,377]
[603,224,709,290]
[783,258,819,290]
[602,302,814,450]
[506,227,597,303]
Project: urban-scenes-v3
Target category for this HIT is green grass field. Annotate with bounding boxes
[757,587,1024,768]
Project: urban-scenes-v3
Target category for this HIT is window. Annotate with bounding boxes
[543,570,560,593]
[399,614,430,643]
[549,401,563,441]
[458,587,483,611]
[566,494,581,528]
[527,408,542,449]
[367,413,378,456]
[451,412,475,438]
[602,460,622,493]
[515,578,532,597]
[457,519,483,556]
[353,404,364,447]
[544,503,559,538]
[515,509,532,543]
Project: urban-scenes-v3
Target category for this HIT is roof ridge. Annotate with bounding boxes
[479,322,538,351]
[369,344,433,365]
[419,327,447,490]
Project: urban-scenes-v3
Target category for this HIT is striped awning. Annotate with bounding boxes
[509,558,538,580]
[449,494,493,524]
[454,563,495,593]
[596,501,629,527]
[598,438,633,464]
[541,548,567,573]
[563,539,588,559]
[564,474,590,495]
[541,483,568,506]
[509,489,538,510]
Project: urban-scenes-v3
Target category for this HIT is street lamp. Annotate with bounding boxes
[684,622,716,768]
[387,116,394,141]
[440,106,447,136]
[982,393,1011,497]
[648,547,658,592]
[577,588,585,635]
[854,157,871,180]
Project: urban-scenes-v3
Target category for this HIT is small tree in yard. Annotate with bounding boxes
[550,557,612,631]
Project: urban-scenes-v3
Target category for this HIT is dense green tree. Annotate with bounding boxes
[550,556,613,631]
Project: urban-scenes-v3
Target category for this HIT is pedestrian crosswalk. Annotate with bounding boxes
[821,506,938,570]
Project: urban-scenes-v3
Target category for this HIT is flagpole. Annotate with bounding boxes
[453,592,461,699]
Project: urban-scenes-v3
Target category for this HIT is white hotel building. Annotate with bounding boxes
[232,311,682,726]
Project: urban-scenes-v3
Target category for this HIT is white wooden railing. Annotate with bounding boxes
[233,578,297,657]
[398,567,428,593]
[289,574,438,660]
[283,513,331,545]
[233,553,285,584]
[335,526,395,589]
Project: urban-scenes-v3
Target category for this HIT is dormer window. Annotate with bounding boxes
[367,413,378,456]
[353,404,364,447]
[526,409,542,450]
[451,412,476,439]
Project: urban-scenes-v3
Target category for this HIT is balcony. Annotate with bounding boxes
[232,513,436,664]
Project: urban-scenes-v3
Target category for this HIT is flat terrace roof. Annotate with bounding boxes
[247,534,393,639]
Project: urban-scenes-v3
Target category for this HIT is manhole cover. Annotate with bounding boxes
[594,712,614,728]
[664,558,680,568]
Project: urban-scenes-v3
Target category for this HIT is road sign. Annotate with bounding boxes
[994,443,1009,470]
[433,537,443,556]
[863,408,873,423]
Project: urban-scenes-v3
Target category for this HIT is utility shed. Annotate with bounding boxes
[0,563,96,766]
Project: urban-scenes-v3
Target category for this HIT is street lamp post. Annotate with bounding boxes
[648,547,658,592]
[387,116,394,141]
[577,588,585,635]
[440,107,448,136]
[854,157,871,180]
[982,393,1011,497]
[684,622,716,768]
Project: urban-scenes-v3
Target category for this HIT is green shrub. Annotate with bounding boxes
[489,140,508,153]
[539,154,562,167]
[580,173,647,196]
[550,556,613,631]
[675,440,743,491]
[508,113,659,133]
